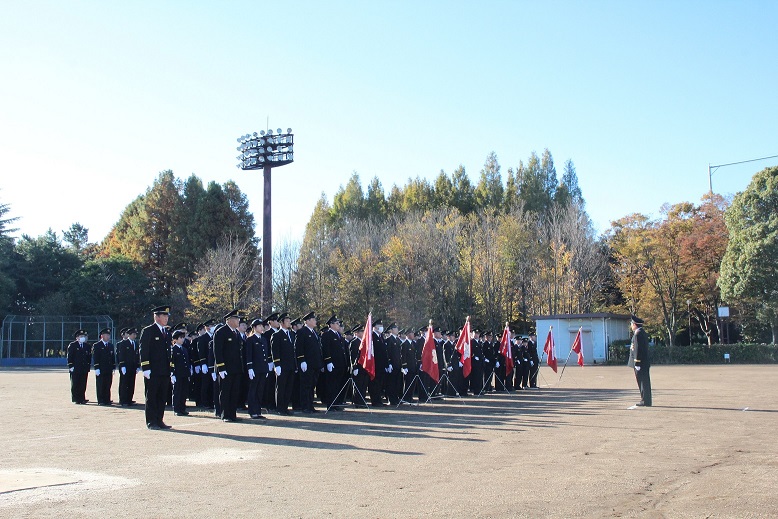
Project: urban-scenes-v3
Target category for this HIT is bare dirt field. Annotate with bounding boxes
[1,365,776,518]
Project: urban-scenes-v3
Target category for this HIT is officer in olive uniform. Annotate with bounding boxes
[271,313,296,415]
[214,310,245,422]
[116,327,140,406]
[140,305,173,430]
[92,328,115,405]
[628,315,652,406]
[67,329,91,404]
[295,311,323,413]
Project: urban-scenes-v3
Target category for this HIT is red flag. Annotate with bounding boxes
[421,322,439,383]
[498,323,514,378]
[358,314,375,380]
[455,318,472,378]
[544,327,558,373]
[571,327,584,366]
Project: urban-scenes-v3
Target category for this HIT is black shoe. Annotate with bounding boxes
[147,423,160,430]
[159,422,172,429]
[223,418,234,422]
[174,411,189,416]
[636,402,646,407]
[129,400,137,405]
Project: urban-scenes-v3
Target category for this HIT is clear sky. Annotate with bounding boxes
[1,0,776,245]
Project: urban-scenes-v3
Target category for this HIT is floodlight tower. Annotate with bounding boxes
[235,128,294,315]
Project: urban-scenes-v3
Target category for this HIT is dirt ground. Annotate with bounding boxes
[1,365,776,518]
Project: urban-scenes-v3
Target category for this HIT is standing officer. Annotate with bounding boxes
[271,313,296,415]
[67,329,91,404]
[195,319,216,410]
[171,330,191,416]
[628,315,652,406]
[214,310,245,422]
[116,327,140,406]
[246,318,272,420]
[528,334,540,389]
[385,323,402,405]
[401,328,418,403]
[262,313,280,411]
[140,305,172,430]
[295,311,323,413]
[369,319,388,407]
[92,328,115,406]
[470,328,484,395]
[349,325,369,407]
[321,315,348,410]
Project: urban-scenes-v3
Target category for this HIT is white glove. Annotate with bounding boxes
[300,361,308,373]
[211,372,217,381]
[327,362,334,372]
[459,362,463,368]
[248,368,255,380]
[474,356,480,361]
[635,366,641,372]
[195,365,201,374]
[95,368,101,377]
[143,370,151,379]
[69,367,74,373]
[387,364,393,374]
[353,368,359,376]
[485,358,490,363]
[171,375,176,385]
[268,362,274,372]
[219,371,227,379]
[495,361,500,368]
[201,364,208,373]
[120,367,125,375]
[530,361,534,366]
[401,368,408,375]
[274,366,281,376]
[447,366,453,372]
[190,366,193,376]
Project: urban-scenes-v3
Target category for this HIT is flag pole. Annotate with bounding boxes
[558,326,582,384]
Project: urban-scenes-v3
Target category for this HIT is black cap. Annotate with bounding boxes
[223,309,245,321]
[172,330,186,340]
[326,314,340,325]
[250,318,263,328]
[266,312,280,322]
[278,312,290,322]
[473,328,482,334]
[433,326,441,333]
[172,322,187,331]
[344,326,354,335]
[152,305,171,315]
[373,319,382,326]
[203,319,215,327]
[631,315,644,326]
[302,311,317,322]
[119,328,128,335]
[290,317,301,326]
[126,327,138,335]
[388,322,398,330]
[99,328,111,336]
[73,329,87,339]
[196,323,206,332]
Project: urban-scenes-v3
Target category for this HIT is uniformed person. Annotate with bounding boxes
[369,319,388,407]
[246,318,272,419]
[271,313,296,415]
[92,328,115,405]
[321,315,348,410]
[528,334,540,388]
[262,313,280,411]
[295,311,323,413]
[401,328,418,403]
[628,315,652,406]
[116,327,140,406]
[67,329,91,404]
[140,305,173,430]
[470,328,484,395]
[171,330,191,416]
[214,310,245,422]
[195,319,216,410]
[349,326,370,407]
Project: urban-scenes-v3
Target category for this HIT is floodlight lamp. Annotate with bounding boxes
[267,129,273,135]
[260,130,265,136]
[253,132,258,137]
[258,156,265,162]
[277,128,282,135]
[287,128,292,134]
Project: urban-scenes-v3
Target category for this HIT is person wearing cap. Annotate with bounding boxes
[385,323,402,405]
[67,330,92,404]
[295,312,323,413]
[628,315,652,406]
[245,318,272,419]
[482,331,495,392]
[271,313,296,415]
[348,325,369,407]
[195,319,216,410]
[400,328,418,403]
[214,310,246,422]
[367,319,389,407]
[321,315,348,410]
[189,323,205,408]
[469,328,484,395]
[116,327,140,406]
[92,328,115,406]
[528,333,540,389]
[262,313,280,411]
[171,330,191,415]
[139,305,173,430]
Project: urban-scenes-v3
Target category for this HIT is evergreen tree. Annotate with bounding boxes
[474,152,504,213]
[450,165,475,214]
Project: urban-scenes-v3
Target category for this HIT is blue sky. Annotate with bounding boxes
[1,1,776,245]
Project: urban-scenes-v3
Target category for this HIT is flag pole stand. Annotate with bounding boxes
[326,376,372,415]
[536,352,554,388]
[425,373,466,405]
[479,370,509,395]
[397,373,424,407]
[557,348,576,384]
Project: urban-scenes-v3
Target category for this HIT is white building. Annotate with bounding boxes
[531,313,632,364]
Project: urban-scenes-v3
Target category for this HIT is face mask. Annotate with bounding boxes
[78,336,86,344]
[208,326,215,334]
[377,326,384,333]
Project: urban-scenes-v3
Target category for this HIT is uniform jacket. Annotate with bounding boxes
[92,340,115,373]
[628,327,650,368]
[67,340,92,374]
[171,343,191,379]
[386,335,402,370]
[213,325,244,374]
[139,322,171,379]
[271,328,296,372]
[295,326,323,371]
[321,328,348,374]
[245,333,272,374]
[116,338,139,371]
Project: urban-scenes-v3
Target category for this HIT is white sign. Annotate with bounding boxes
[718,307,730,318]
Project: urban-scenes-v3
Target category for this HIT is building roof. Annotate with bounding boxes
[531,312,632,321]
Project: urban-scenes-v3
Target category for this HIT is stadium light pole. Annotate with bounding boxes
[236,128,294,315]
[708,154,778,193]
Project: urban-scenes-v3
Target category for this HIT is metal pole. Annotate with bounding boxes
[262,164,273,316]
[708,164,712,194]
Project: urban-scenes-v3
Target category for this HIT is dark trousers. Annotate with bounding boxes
[96,373,112,404]
[200,372,214,408]
[300,369,319,411]
[144,375,169,426]
[247,373,267,416]
[519,363,530,388]
[402,371,419,402]
[352,371,370,406]
[70,372,88,403]
[263,372,277,410]
[495,368,506,391]
[291,371,301,410]
[190,373,201,405]
[635,367,652,405]
[276,370,294,412]
[173,378,189,413]
[419,372,435,402]
[213,376,221,416]
[119,371,137,404]
[482,364,494,392]
[324,369,347,407]
[469,364,484,395]
[368,371,385,405]
[529,363,539,387]
[385,369,401,404]
[219,374,240,420]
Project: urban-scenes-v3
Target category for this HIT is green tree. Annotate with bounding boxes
[332,172,365,223]
[0,193,19,311]
[62,223,90,253]
[519,152,550,214]
[474,152,504,213]
[450,165,475,214]
[719,166,778,343]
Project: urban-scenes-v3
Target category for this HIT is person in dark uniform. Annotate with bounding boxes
[528,334,540,389]
[67,329,91,404]
[237,317,250,410]
[195,319,216,410]
[469,328,484,396]
[262,313,280,411]
[401,328,418,403]
[171,330,191,415]
[246,318,272,420]
[116,327,140,406]
[214,310,245,422]
[628,315,652,406]
[482,331,495,392]
[187,325,202,406]
[384,323,403,405]
[349,326,369,407]
[321,315,348,410]
[290,317,303,411]
[140,305,173,430]
[369,319,388,407]
[271,313,296,415]
[92,328,115,405]
[295,312,323,413]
